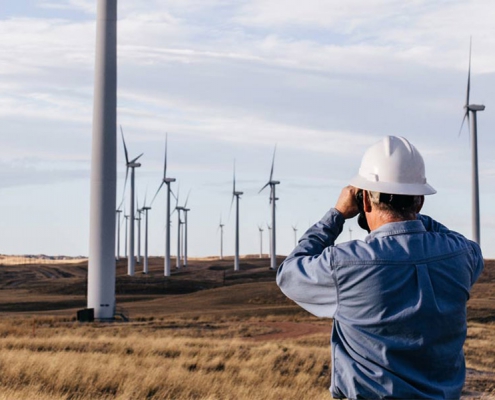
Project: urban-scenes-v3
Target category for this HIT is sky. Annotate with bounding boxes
[0,0,494,259]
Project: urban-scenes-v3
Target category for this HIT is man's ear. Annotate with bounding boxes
[416,196,425,213]
[363,190,372,212]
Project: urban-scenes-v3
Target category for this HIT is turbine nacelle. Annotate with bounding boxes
[466,104,485,112]
[234,191,244,196]
[164,177,176,183]
[269,180,280,185]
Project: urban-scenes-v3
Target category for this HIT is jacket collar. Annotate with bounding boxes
[367,219,426,240]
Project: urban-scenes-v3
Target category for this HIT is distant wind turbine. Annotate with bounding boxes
[151,134,176,276]
[136,195,142,264]
[258,225,264,258]
[174,185,184,269]
[292,225,298,248]
[349,226,353,241]
[218,216,224,260]
[259,146,280,270]
[141,193,151,274]
[115,209,122,260]
[231,160,243,271]
[267,223,272,261]
[121,126,143,276]
[124,214,129,258]
[182,191,191,268]
[459,38,485,245]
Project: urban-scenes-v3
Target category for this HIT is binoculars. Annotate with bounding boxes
[355,190,370,233]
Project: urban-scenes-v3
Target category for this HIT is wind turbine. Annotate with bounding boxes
[259,146,280,270]
[151,135,176,276]
[182,191,191,268]
[292,225,298,248]
[459,38,485,245]
[124,213,129,258]
[180,217,186,266]
[258,225,264,258]
[87,0,117,320]
[141,195,151,274]
[174,185,184,269]
[115,209,122,260]
[231,160,243,271]
[267,223,272,261]
[218,216,224,260]
[349,226,353,241]
[121,127,143,276]
[135,195,142,264]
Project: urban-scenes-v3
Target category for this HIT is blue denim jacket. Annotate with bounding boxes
[277,209,484,399]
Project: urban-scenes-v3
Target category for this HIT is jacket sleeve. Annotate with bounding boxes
[417,213,484,286]
[276,208,345,318]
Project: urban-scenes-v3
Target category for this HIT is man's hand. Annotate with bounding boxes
[335,186,360,220]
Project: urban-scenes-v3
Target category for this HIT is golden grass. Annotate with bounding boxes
[0,255,86,265]
[0,316,331,400]
[0,316,493,399]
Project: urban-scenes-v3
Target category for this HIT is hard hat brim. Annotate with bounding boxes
[349,175,437,196]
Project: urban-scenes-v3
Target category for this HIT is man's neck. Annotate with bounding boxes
[368,213,415,231]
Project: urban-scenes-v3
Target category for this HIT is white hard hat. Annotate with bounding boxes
[350,136,436,195]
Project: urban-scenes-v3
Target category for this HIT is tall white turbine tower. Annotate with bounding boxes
[151,135,175,276]
[87,0,117,320]
[259,146,280,270]
[292,225,298,248]
[174,185,184,269]
[121,127,143,276]
[124,214,129,258]
[258,225,264,258]
[267,223,272,261]
[231,161,243,271]
[459,39,485,245]
[136,201,142,264]
[142,201,151,274]
[218,216,224,260]
[182,192,191,268]
[115,209,122,260]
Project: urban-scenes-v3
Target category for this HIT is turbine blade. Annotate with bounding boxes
[467,112,471,141]
[184,189,191,208]
[150,181,165,206]
[228,194,235,223]
[130,153,144,164]
[269,144,277,182]
[466,37,472,107]
[163,134,168,178]
[458,111,469,137]
[258,182,270,194]
[120,125,129,164]
[233,159,236,194]
[118,166,130,210]
[175,184,180,208]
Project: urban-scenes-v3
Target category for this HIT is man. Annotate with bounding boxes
[277,136,484,399]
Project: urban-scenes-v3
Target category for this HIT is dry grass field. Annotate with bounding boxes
[0,256,494,399]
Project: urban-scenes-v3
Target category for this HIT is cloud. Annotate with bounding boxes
[0,160,88,190]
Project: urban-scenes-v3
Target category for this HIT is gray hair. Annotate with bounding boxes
[368,191,422,219]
